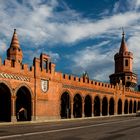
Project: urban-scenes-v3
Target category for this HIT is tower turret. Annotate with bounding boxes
[109,31,137,89]
[7,29,23,63]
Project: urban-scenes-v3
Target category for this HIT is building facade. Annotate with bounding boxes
[0,30,140,122]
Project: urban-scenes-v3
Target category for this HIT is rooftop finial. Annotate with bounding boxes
[122,27,125,38]
[14,29,16,33]
[119,27,128,53]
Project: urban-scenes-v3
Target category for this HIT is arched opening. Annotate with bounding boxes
[124,100,128,114]
[109,98,114,115]
[0,83,11,122]
[133,101,136,113]
[129,100,132,114]
[73,94,82,118]
[138,101,140,111]
[118,99,122,114]
[102,97,108,116]
[84,95,92,117]
[94,96,100,116]
[16,86,32,121]
[60,92,71,119]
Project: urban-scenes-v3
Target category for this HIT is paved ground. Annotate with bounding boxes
[0,116,139,140]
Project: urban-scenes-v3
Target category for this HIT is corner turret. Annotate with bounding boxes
[7,29,23,63]
[109,31,137,89]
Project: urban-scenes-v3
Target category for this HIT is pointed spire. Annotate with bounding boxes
[119,29,128,53]
[7,29,23,63]
[10,29,20,49]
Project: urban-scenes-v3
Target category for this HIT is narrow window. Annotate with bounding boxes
[125,59,128,66]
[11,60,15,67]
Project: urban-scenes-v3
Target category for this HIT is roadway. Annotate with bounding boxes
[0,116,139,140]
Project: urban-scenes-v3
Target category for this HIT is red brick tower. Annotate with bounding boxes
[7,29,23,63]
[109,31,137,88]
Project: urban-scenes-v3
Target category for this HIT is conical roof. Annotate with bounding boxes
[10,29,20,49]
[119,31,128,53]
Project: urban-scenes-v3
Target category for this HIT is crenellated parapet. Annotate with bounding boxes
[61,73,116,91]
[114,51,133,60]
[33,53,56,78]
[0,58,34,81]
[61,71,140,100]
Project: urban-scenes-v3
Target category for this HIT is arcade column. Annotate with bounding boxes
[71,101,73,118]
[82,100,84,118]
[11,96,16,122]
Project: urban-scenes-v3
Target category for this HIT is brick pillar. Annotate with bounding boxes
[100,99,102,116]
[108,100,110,116]
[11,96,16,122]
[122,100,124,115]
[114,101,117,115]
[32,99,36,121]
[71,101,74,118]
[92,103,94,117]
[82,99,84,118]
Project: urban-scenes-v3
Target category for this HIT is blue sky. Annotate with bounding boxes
[1,0,140,82]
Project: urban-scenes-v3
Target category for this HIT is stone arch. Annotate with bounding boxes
[133,100,136,113]
[16,86,32,121]
[73,94,82,118]
[0,80,13,95]
[0,82,11,122]
[84,95,92,117]
[109,97,114,115]
[129,100,132,114]
[94,96,100,116]
[60,92,71,119]
[102,96,108,116]
[118,98,122,114]
[124,99,128,114]
[14,83,33,98]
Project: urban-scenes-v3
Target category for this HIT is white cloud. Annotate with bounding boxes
[69,41,116,81]
[23,49,60,65]
[60,12,140,43]
[127,34,140,72]
[47,51,60,62]
[1,0,140,46]
[0,41,7,54]
[1,0,140,82]
[113,0,140,12]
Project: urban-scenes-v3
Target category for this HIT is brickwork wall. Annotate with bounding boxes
[0,53,140,122]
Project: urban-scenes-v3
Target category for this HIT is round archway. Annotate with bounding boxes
[60,92,71,119]
[133,100,136,113]
[118,99,122,114]
[129,100,132,114]
[94,96,100,116]
[102,97,108,116]
[73,94,82,118]
[84,95,92,117]
[0,83,11,122]
[16,86,32,121]
[109,98,114,115]
[138,101,140,111]
[124,100,128,114]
